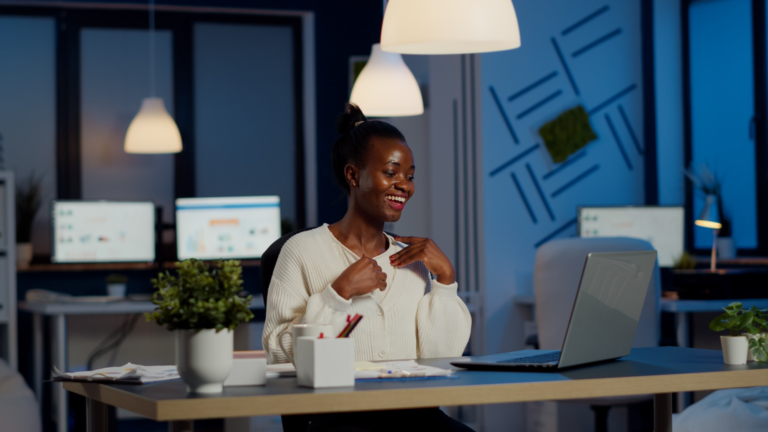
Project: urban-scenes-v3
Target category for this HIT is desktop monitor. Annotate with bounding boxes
[52,200,156,263]
[577,206,684,267]
[175,196,281,261]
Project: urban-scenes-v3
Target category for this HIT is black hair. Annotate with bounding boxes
[331,103,407,194]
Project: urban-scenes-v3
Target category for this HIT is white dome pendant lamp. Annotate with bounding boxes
[349,43,424,117]
[380,0,521,55]
[124,0,182,154]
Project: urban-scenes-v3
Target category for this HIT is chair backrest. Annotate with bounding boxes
[260,227,317,308]
[533,237,661,351]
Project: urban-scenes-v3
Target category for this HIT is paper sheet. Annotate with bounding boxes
[52,363,179,384]
[265,360,453,380]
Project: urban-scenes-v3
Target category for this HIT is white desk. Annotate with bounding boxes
[19,297,265,432]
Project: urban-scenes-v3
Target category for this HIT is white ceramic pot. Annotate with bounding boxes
[717,237,736,259]
[106,283,127,297]
[721,335,749,365]
[16,243,32,269]
[176,328,233,393]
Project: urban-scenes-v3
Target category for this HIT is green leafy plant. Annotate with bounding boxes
[106,274,128,284]
[145,259,253,332]
[673,250,697,270]
[749,337,768,362]
[709,302,761,336]
[16,172,43,243]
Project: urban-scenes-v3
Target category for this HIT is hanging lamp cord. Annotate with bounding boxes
[149,0,155,97]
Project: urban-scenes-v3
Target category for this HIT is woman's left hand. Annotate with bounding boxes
[390,236,456,285]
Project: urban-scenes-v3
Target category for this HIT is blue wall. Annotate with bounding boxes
[481,0,645,353]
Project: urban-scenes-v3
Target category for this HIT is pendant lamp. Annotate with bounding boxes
[380,0,521,55]
[349,44,424,117]
[124,0,182,154]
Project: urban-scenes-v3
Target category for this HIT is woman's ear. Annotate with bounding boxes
[344,164,360,189]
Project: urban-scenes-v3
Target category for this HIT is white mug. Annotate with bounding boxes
[278,324,333,365]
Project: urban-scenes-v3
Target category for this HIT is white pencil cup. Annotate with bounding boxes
[296,336,355,388]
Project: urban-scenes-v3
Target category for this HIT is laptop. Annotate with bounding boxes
[451,250,657,371]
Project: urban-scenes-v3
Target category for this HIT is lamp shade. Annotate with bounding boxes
[380,0,521,55]
[124,97,182,154]
[349,44,424,117]
[695,194,722,229]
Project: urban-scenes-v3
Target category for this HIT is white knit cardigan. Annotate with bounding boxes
[262,225,472,364]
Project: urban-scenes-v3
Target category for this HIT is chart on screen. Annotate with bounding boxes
[52,201,156,263]
[175,196,281,260]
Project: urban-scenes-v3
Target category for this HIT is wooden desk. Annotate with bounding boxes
[65,347,768,432]
[21,298,265,432]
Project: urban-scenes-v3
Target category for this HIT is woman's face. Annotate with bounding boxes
[350,137,415,223]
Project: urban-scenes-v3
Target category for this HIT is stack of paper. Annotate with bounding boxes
[52,363,179,384]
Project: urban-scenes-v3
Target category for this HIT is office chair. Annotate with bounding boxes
[534,237,661,432]
[261,226,317,432]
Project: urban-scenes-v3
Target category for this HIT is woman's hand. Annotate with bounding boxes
[331,255,388,300]
[390,237,456,285]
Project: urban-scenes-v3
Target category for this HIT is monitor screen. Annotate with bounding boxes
[52,201,156,263]
[175,196,281,261]
[577,206,684,267]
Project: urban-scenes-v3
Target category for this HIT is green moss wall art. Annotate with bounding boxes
[538,105,597,163]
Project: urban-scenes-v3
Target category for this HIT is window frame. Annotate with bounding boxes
[682,0,768,256]
[0,4,307,228]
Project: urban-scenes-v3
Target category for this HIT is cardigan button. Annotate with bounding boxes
[377,309,383,316]
[378,350,385,358]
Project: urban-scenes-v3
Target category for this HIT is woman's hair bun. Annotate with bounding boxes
[336,103,367,135]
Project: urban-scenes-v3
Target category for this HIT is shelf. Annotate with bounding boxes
[17,259,261,273]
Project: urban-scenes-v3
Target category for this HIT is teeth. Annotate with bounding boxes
[387,195,405,203]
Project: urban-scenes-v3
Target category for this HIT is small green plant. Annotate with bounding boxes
[749,337,768,362]
[145,259,253,332]
[106,274,128,284]
[673,250,697,270]
[16,172,43,244]
[709,302,761,336]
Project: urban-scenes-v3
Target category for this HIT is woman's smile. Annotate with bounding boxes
[385,194,407,210]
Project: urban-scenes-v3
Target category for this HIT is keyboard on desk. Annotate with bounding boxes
[499,351,561,365]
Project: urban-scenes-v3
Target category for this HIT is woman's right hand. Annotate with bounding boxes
[331,255,387,300]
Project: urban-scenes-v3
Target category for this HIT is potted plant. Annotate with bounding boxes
[106,274,128,297]
[685,164,735,258]
[15,172,43,269]
[744,306,768,362]
[709,302,760,364]
[146,259,254,393]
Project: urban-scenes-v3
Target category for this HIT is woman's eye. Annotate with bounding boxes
[384,171,395,178]
[407,176,415,181]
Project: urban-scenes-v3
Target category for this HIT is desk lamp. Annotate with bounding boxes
[695,194,722,271]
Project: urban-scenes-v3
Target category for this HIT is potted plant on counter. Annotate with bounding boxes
[709,302,762,365]
[15,172,43,269]
[106,274,128,298]
[146,259,254,393]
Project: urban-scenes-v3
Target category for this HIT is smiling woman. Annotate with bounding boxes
[261,104,473,431]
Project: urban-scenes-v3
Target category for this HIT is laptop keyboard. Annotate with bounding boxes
[499,351,561,364]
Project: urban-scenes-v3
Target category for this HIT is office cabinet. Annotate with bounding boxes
[0,172,16,369]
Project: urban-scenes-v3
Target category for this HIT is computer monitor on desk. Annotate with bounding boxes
[577,206,684,267]
[52,200,156,263]
[175,196,281,261]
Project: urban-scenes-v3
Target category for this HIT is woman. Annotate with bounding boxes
[262,104,472,432]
